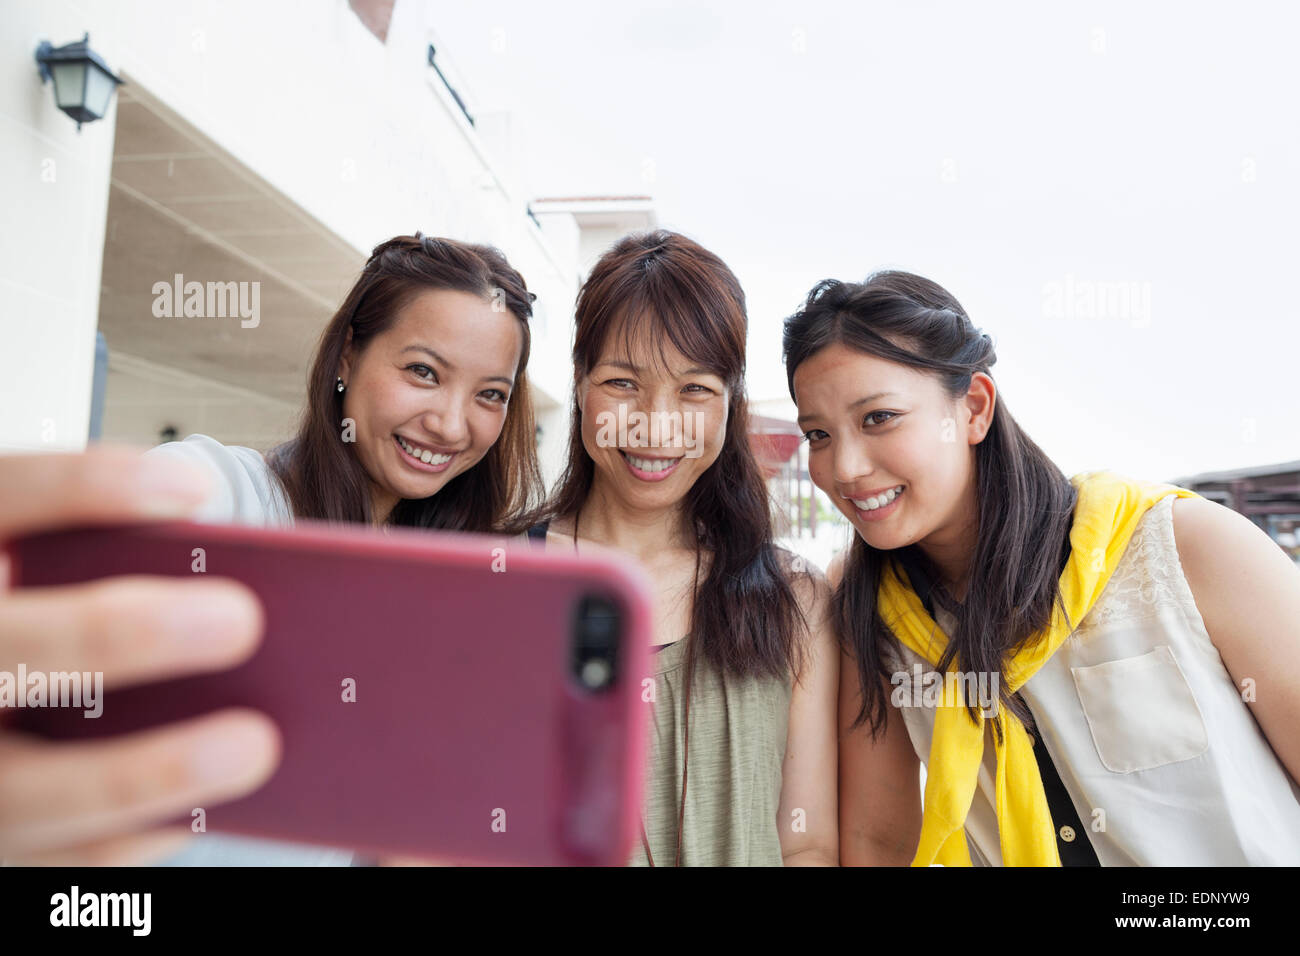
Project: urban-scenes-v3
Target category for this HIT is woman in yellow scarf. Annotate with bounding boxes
[783,271,1300,866]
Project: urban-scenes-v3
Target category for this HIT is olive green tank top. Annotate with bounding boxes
[629,636,793,867]
[524,520,792,866]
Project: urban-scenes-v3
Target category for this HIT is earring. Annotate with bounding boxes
[336,377,346,393]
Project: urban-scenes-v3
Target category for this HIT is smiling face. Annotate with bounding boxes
[793,341,994,555]
[338,287,523,522]
[578,319,730,512]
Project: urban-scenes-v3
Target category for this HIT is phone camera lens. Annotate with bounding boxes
[571,595,620,692]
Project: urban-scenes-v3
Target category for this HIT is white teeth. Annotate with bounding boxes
[623,452,679,474]
[398,436,452,465]
[852,485,904,511]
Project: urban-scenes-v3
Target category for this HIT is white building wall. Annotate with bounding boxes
[2,1,118,451]
[2,0,580,485]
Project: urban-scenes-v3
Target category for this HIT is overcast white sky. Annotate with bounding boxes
[429,0,1298,482]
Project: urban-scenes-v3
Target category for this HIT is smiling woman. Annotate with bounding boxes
[146,234,543,535]
[133,232,546,867]
[330,285,527,526]
[784,271,1300,867]
[525,230,840,867]
[266,233,543,532]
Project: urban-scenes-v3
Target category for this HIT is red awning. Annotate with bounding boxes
[748,414,802,479]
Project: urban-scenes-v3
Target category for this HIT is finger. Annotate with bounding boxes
[0,576,263,689]
[0,708,280,856]
[4,825,194,866]
[0,445,211,540]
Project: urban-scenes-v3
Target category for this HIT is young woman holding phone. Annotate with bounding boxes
[0,233,545,866]
[158,232,543,533]
[527,230,839,866]
[784,270,1300,866]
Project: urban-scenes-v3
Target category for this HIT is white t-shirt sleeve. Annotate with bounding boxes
[143,437,351,865]
[146,433,294,527]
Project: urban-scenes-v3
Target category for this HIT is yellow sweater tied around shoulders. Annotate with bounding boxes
[876,471,1202,867]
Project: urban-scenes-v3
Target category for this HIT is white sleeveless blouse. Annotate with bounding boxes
[888,495,1300,865]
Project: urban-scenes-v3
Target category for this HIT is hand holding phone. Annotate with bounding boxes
[0,446,279,865]
[7,505,653,866]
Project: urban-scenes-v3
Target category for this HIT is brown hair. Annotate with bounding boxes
[783,272,1077,738]
[268,233,544,533]
[534,230,807,680]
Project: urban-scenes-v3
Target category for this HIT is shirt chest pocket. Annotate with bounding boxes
[1069,645,1210,774]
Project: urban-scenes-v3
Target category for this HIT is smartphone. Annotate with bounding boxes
[4,519,653,866]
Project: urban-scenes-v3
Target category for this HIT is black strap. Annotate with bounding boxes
[526,519,550,544]
[894,543,1100,867]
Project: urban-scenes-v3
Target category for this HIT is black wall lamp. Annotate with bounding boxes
[35,33,124,130]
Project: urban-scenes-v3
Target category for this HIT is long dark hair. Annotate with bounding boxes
[268,233,544,533]
[783,271,1076,737]
[535,230,807,680]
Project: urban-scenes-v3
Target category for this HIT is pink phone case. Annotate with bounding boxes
[6,520,653,866]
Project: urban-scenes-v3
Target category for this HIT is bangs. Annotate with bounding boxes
[589,267,744,385]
